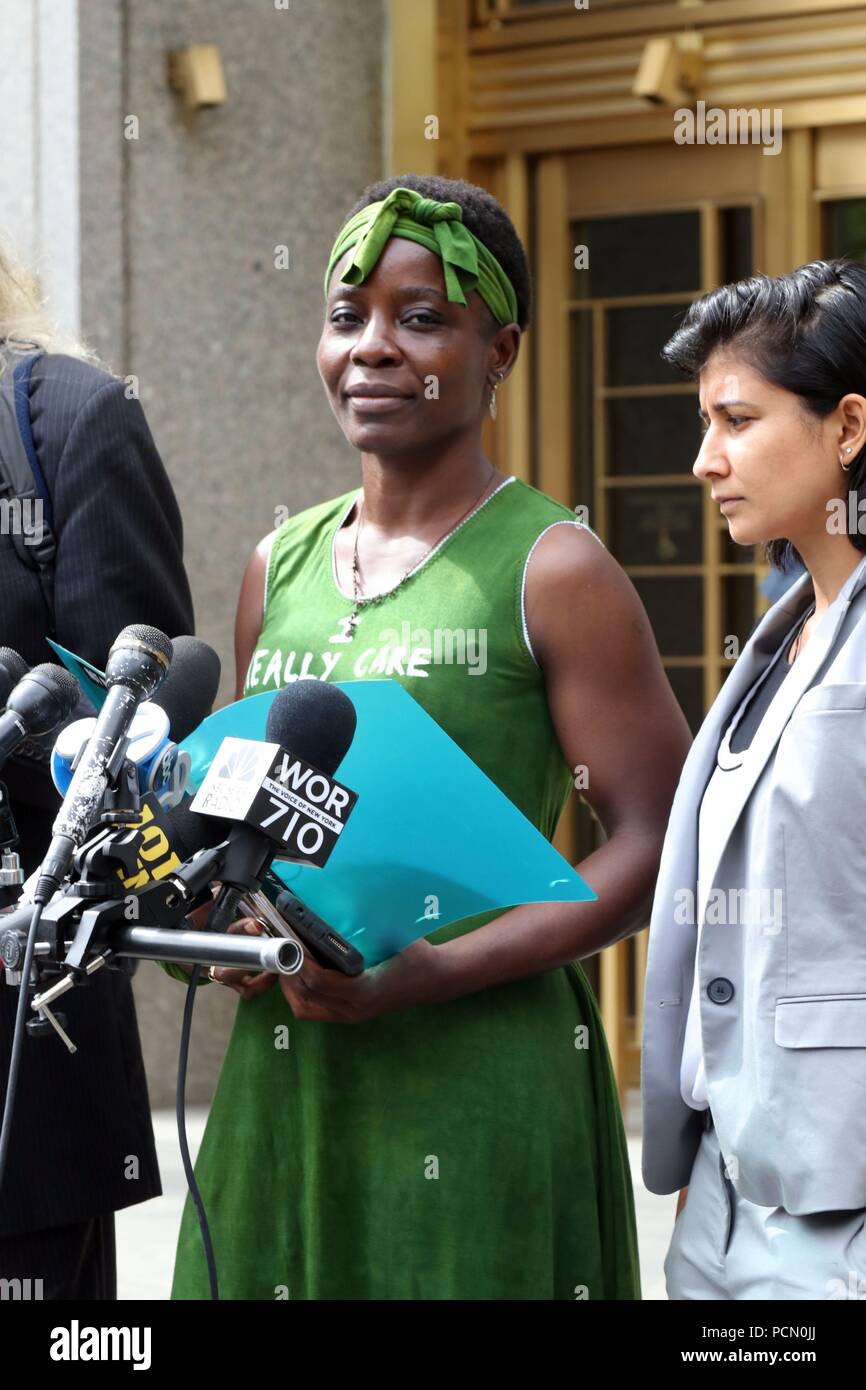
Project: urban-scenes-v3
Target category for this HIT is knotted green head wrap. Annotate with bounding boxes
[324,185,519,327]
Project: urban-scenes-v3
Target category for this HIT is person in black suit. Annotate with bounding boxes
[0,250,195,1299]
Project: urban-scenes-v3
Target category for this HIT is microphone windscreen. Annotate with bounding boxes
[265,680,356,776]
[151,636,222,742]
[112,624,174,665]
[0,648,30,704]
[104,625,174,699]
[25,664,82,721]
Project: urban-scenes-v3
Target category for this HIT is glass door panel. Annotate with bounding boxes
[823,198,866,259]
[566,201,759,735]
[570,212,700,297]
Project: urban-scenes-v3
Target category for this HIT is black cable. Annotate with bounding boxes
[175,963,219,1300]
[0,900,43,1194]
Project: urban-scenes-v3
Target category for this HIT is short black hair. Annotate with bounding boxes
[336,173,532,332]
[662,258,866,571]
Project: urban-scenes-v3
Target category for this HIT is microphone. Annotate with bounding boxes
[0,663,81,770]
[61,682,358,939]
[0,649,30,705]
[264,679,357,777]
[51,704,192,811]
[150,635,222,741]
[187,680,358,932]
[33,625,173,904]
[49,636,221,810]
[141,635,220,803]
[0,650,96,778]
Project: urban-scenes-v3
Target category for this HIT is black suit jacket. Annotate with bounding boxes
[0,352,195,1238]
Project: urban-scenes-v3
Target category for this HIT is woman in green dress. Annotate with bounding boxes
[171,175,691,1300]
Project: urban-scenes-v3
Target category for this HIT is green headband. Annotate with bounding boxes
[324,185,519,327]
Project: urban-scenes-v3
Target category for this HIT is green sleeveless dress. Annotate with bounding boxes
[171,475,641,1300]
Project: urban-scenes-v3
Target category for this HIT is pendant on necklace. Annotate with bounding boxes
[329,612,363,645]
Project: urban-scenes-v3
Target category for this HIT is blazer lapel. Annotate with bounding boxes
[694,553,866,900]
[646,570,811,950]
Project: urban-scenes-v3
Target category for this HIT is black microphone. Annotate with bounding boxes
[150,635,221,741]
[33,625,173,904]
[264,679,358,777]
[0,650,97,778]
[166,680,357,852]
[0,663,81,770]
[0,649,30,705]
[181,681,358,932]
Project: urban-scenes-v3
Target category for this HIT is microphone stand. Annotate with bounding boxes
[0,776,25,913]
[0,777,304,1052]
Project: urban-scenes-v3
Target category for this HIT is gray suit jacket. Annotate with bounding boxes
[642,551,866,1215]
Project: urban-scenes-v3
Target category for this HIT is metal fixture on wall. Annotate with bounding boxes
[166,44,227,111]
[633,34,703,106]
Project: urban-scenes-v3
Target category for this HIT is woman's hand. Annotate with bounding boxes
[675,1185,688,1219]
[278,937,446,1024]
[178,889,277,1000]
[208,916,278,1000]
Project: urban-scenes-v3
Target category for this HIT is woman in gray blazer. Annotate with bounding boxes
[642,258,866,1300]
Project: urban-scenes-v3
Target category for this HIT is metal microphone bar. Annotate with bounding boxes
[110,924,303,975]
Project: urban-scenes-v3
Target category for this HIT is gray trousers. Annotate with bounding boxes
[664,1111,866,1300]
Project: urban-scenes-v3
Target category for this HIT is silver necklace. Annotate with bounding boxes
[345,467,497,638]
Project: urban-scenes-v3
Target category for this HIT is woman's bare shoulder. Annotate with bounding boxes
[523,521,654,669]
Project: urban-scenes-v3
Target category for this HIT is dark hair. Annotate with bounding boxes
[337,173,532,333]
[662,258,866,570]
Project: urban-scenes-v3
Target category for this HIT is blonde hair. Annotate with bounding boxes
[0,236,105,378]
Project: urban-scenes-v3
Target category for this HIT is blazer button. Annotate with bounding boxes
[707,977,735,1005]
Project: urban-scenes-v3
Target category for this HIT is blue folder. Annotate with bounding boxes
[46,641,596,968]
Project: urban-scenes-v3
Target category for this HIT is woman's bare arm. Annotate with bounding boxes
[429,523,692,993]
[233,529,280,701]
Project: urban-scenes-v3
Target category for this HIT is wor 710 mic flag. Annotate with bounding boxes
[190,735,358,869]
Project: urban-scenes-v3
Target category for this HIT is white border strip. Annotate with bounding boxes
[520,520,606,668]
